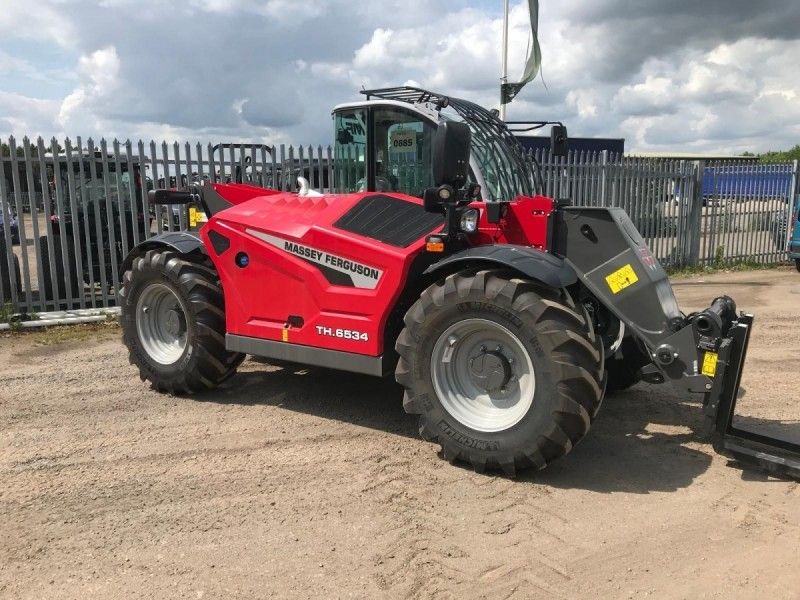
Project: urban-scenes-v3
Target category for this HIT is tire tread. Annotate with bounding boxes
[395,269,604,476]
[120,249,243,394]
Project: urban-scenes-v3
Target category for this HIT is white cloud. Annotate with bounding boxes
[613,37,800,152]
[0,91,60,139]
[0,1,75,48]
[58,46,121,132]
[353,29,394,70]
[567,89,600,119]
[613,77,677,116]
[0,50,36,77]
[187,0,328,22]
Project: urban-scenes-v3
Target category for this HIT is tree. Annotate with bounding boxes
[758,144,800,163]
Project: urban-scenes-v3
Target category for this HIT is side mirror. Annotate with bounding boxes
[432,121,471,189]
[551,124,568,157]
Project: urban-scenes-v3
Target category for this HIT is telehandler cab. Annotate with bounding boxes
[120,87,800,478]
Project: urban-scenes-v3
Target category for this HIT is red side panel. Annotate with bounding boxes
[200,185,556,359]
[201,188,433,357]
[470,195,554,249]
[211,183,282,205]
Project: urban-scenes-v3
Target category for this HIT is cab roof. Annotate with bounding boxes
[332,99,439,122]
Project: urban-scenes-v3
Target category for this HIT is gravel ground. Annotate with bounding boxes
[1,268,799,599]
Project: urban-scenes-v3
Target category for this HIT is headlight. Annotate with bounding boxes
[460,208,479,233]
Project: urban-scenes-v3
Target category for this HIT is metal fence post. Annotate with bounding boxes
[600,150,608,206]
[0,145,21,307]
[687,160,705,266]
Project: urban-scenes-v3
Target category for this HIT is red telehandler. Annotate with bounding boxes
[119,87,799,478]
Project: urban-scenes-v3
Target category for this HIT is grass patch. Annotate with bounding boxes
[1,320,120,346]
[666,261,790,278]
[0,302,23,332]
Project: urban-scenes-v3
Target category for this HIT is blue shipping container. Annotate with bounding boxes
[702,165,792,200]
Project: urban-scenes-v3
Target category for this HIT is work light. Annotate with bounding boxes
[460,208,479,233]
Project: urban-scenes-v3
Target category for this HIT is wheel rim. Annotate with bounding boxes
[430,318,536,433]
[135,282,188,365]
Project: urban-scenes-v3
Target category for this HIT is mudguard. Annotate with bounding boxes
[120,231,204,274]
[424,245,577,289]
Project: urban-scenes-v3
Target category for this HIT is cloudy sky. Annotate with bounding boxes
[0,0,798,153]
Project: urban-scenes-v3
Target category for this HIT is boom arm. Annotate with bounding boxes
[555,206,799,479]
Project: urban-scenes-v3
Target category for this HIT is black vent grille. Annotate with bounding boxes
[208,230,230,255]
[334,195,443,248]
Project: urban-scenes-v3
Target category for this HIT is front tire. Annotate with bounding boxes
[120,249,244,394]
[396,270,604,476]
[795,258,800,273]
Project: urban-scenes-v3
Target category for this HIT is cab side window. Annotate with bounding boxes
[334,109,367,193]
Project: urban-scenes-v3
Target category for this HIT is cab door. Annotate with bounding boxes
[370,106,436,197]
[333,104,437,196]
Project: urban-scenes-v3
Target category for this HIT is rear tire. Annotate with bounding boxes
[795,259,800,273]
[120,249,244,394]
[395,270,604,476]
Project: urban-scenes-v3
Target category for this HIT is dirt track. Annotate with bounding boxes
[2,268,800,599]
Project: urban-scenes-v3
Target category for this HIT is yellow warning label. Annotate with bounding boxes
[188,207,207,229]
[702,351,719,377]
[281,328,289,342]
[605,264,639,294]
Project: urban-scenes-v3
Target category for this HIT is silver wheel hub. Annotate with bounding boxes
[468,347,513,393]
[136,283,188,365]
[164,308,185,337]
[431,319,535,433]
